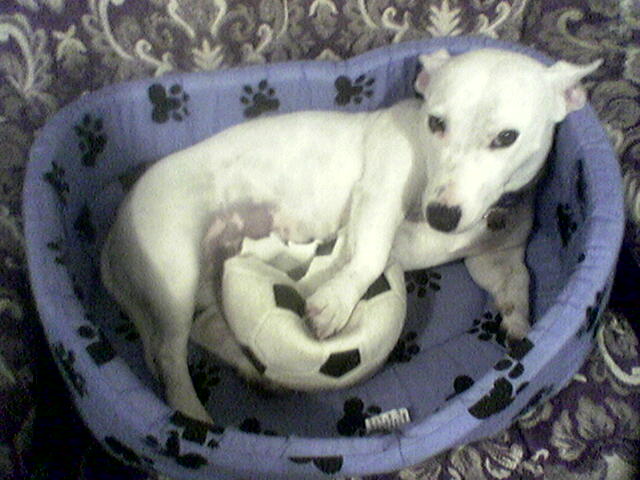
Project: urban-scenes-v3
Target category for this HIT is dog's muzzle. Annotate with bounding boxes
[426,203,462,233]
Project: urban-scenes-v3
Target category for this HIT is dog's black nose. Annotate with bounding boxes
[426,203,462,232]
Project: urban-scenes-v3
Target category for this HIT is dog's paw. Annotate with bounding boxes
[498,303,530,341]
[305,282,358,340]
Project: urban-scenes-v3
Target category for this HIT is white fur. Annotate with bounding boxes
[101,48,600,422]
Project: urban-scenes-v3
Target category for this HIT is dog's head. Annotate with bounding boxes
[414,48,601,233]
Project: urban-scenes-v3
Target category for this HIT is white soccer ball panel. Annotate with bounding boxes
[223,255,292,345]
[254,311,328,374]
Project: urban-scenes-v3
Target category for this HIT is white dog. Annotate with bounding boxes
[101,48,600,422]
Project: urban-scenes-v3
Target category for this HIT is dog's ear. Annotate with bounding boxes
[546,58,602,120]
[415,49,451,94]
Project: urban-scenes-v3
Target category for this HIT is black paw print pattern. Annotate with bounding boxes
[117,162,152,192]
[169,411,224,447]
[43,161,70,206]
[52,342,87,397]
[114,311,139,342]
[74,114,107,167]
[336,397,382,437]
[577,289,606,338]
[241,80,280,118]
[468,377,527,419]
[73,204,96,244]
[148,83,190,123]
[446,374,475,401]
[405,269,441,297]
[77,324,116,366]
[70,273,85,302]
[575,159,588,214]
[47,238,67,265]
[145,431,208,470]
[238,417,278,436]
[468,312,506,347]
[334,74,375,106]
[104,436,153,468]
[556,203,577,247]
[188,358,222,405]
[387,331,420,363]
[143,411,224,469]
[467,338,534,419]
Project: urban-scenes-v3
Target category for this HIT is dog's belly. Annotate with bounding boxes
[206,164,358,248]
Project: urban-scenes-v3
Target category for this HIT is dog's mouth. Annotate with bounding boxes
[410,185,531,234]
[417,189,530,233]
[483,208,508,231]
[482,187,533,232]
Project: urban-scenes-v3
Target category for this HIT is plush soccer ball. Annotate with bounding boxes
[222,232,406,391]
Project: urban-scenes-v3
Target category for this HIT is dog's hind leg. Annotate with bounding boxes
[464,245,531,341]
[106,206,213,423]
[142,240,214,423]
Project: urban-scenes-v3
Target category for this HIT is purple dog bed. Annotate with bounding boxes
[23,36,623,479]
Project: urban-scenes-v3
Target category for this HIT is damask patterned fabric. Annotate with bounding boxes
[1,1,639,480]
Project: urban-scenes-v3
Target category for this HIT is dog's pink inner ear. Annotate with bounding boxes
[546,58,602,119]
[415,49,451,94]
[415,70,431,93]
[564,85,587,113]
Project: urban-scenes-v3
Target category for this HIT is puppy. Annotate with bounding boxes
[101,48,600,422]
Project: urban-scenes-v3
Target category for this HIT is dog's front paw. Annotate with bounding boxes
[305,282,358,340]
[498,302,530,341]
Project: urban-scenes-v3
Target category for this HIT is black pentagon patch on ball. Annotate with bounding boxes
[240,345,266,375]
[362,273,391,300]
[320,349,361,377]
[273,284,306,317]
[316,237,338,256]
[287,265,309,281]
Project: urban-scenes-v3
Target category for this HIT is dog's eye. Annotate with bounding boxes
[428,115,446,134]
[490,129,519,149]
